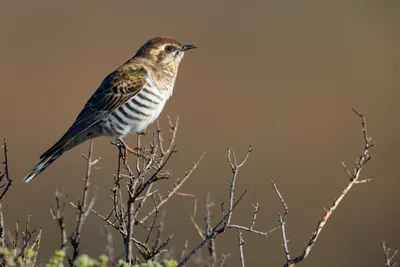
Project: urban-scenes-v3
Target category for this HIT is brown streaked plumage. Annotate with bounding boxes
[24,36,197,182]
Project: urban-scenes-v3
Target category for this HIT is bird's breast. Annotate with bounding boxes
[101,79,172,137]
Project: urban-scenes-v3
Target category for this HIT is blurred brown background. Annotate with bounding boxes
[0,0,399,266]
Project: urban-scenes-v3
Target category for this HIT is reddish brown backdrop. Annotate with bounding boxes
[0,1,399,266]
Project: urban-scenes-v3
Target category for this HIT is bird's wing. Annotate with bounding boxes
[40,65,148,159]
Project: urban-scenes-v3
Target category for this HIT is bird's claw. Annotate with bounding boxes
[126,146,141,156]
[114,139,141,159]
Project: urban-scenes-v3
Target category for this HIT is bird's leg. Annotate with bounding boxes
[111,140,126,159]
[116,138,141,159]
[138,127,150,135]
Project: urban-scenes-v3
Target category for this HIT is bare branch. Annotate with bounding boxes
[219,254,230,267]
[15,215,39,261]
[227,145,252,225]
[13,220,18,252]
[227,201,278,236]
[238,232,245,267]
[139,152,205,224]
[383,241,399,267]
[180,145,280,266]
[0,137,12,201]
[0,203,4,247]
[205,193,216,264]
[180,240,189,262]
[0,138,13,258]
[271,181,289,216]
[31,228,42,267]
[157,116,179,156]
[280,109,375,267]
[50,189,67,251]
[279,214,291,263]
[89,117,200,265]
[70,139,98,262]
[178,189,248,267]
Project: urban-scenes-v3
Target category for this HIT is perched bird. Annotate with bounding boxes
[24,36,197,182]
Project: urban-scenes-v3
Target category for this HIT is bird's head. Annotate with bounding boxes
[135,36,197,70]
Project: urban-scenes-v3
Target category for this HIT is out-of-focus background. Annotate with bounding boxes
[0,1,399,266]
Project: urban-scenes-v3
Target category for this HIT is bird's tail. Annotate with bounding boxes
[24,152,62,183]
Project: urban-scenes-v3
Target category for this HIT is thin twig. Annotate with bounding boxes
[382,241,398,267]
[279,214,291,263]
[0,203,4,247]
[205,193,217,264]
[31,228,42,266]
[18,215,32,260]
[13,220,18,252]
[219,254,230,267]
[0,138,12,249]
[238,232,245,267]
[280,109,375,267]
[0,137,12,201]
[271,181,289,216]
[227,201,276,236]
[180,240,189,262]
[90,117,203,265]
[178,189,248,266]
[140,152,205,223]
[50,189,68,252]
[70,139,97,262]
[227,145,252,225]
[181,146,281,266]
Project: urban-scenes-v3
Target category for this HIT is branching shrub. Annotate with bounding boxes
[0,111,396,266]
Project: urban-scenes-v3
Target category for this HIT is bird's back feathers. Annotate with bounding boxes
[40,65,148,159]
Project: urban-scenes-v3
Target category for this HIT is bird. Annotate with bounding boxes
[24,36,197,182]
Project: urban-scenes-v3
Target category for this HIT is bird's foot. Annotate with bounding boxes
[126,146,141,156]
[115,139,141,159]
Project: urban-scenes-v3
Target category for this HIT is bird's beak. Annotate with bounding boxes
[181,44,197,51]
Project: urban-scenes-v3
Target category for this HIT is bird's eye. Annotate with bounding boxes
[164,45,175,53]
